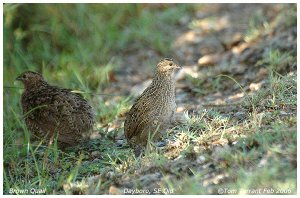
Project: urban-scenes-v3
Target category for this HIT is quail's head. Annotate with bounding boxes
[156,58,181,75]
[16,71,45,89]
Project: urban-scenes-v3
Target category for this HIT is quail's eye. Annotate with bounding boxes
[169,63,173,66]
[23,74,27,79]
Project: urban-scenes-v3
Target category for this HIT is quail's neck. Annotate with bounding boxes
[152,71,176,97]
[154,71,175,83]
[24,80,49,90]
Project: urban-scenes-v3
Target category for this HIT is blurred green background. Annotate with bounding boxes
[4,4,192,90]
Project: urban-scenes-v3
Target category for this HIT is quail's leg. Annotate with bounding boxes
[133,145,145,157]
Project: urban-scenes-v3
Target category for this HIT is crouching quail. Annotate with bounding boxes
[124,58,181,154]
[16,71,95,148]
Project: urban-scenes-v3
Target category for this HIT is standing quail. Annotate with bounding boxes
[16,71,95,148]
[124,58,181,152]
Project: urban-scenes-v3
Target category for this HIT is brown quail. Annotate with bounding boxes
[124,58,181,152]
[16,71,95,148]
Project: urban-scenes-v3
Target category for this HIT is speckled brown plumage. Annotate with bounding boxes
[16,71,95,147]
[124,58,181,150]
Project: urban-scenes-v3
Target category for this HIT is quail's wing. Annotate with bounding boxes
[54,87,95,128]
[125,87,160,139]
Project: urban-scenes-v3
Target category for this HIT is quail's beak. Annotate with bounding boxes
[16,76,22,81]
[175,64,182,69]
